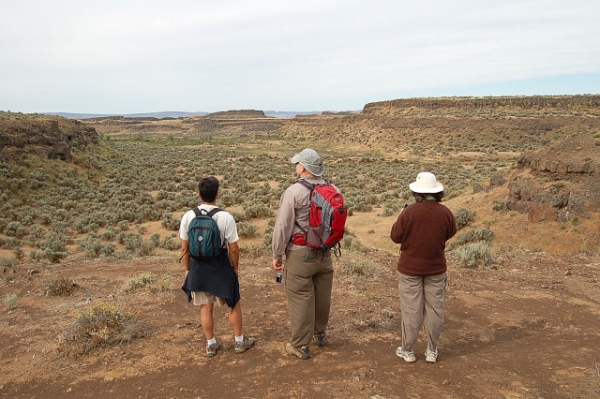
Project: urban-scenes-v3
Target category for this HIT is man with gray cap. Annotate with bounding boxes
[390,172,456,364]
[272,148,336,360]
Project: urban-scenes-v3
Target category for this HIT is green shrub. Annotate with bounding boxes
[44,248,68,263]
[340,259,375,277]
[161,213,180,231]
[122,273,156,292]
[118,232,142,252]
[381,207,396,217]
[59,302,142,356]
[79,237,116,258]
[262,232,273,249]
[0,237,20,250]
[137,241,155,257]
[100,228,117,241]
[456,241,494,268]
[229,211,248,223]
[448,228,494,250]
[42,276,78,296]
[4,221,28,238]
[352,203,373,213]
[150,233,161,247]
[161,236,180,250]
[243,205,274,219]
[237,222,258,238]
[454,208,475,230]
[117,220,130,231]
[492,198,509,212]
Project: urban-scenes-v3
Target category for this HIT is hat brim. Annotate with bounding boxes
[291,154,300,164]
[409,182,444,193]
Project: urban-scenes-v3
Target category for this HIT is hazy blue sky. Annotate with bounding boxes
[1,0,599,114]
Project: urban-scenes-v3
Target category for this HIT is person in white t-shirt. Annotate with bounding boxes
[180,176,255,357]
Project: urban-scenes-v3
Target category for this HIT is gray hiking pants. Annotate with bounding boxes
[398,272,446,352]
[284,247,334,348]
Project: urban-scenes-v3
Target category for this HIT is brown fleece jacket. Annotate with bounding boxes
[390,200,457,276]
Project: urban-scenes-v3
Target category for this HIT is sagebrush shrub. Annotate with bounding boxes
[0,236,20,250]
[42,276,78,296]
[454,208,475,230]
[122,273,156,292]
[381,207,396,217]
[448,228,494,250]
[4,221,28,238]
[243,205,274,219]
[237,222,258,238]
[161,213,180,231]
[161,236,180,251]
[59,302,142,356]
[456,241,494,268]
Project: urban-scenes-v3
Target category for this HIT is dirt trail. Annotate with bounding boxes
[1,250,599,399]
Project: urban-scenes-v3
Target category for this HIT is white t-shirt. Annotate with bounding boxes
[179,204,239,245]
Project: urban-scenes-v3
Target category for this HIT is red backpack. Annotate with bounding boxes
[292,179,347,254]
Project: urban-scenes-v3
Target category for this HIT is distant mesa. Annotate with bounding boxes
[363,94,600,114]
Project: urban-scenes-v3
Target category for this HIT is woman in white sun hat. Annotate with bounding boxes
[390,172,457,364]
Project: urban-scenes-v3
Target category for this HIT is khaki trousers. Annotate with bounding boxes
[284,247,334,347]
[398,272,446,352]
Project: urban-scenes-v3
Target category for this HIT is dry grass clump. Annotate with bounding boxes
[121,272,156,292]
[42,276,79,296]
[339,259,377,279]
[4,293,17,309]
[121,272,177,293]
[59,302,143,356]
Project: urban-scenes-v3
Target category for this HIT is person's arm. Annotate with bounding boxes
[447,212,458,240]
[390,213,405,243]
[181,240,190,276]
[272,189,296,265]
[228,241,240,274]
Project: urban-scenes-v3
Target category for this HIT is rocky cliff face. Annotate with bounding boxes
[362,95,600,114]
[0,114,99,161]
[509,132,599,222]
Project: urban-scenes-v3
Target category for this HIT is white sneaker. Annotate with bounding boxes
[425,349,438,363]
[395,347,416,363]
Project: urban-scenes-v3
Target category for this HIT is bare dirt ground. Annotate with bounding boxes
[1,248,599,399]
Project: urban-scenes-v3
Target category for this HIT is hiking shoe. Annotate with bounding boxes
[285,343,311,360]
[425,349,438,363]
[206,342,220,357]
[234,336,255,354]
[395,347,416,363]
[314,333,327,347]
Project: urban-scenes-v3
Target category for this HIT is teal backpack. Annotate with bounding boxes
[187,207,227,261]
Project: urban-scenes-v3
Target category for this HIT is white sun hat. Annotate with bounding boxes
[409,172,444,193]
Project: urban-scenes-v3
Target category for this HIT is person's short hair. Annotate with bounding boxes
[412,191,444,203]
[199,176,219,202]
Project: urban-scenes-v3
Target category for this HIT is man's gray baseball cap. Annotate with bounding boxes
[291,148,324,176]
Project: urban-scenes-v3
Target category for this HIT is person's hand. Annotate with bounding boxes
[273,258,283,271]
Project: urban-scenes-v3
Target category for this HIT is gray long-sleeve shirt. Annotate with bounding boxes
[272,176,328,259]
